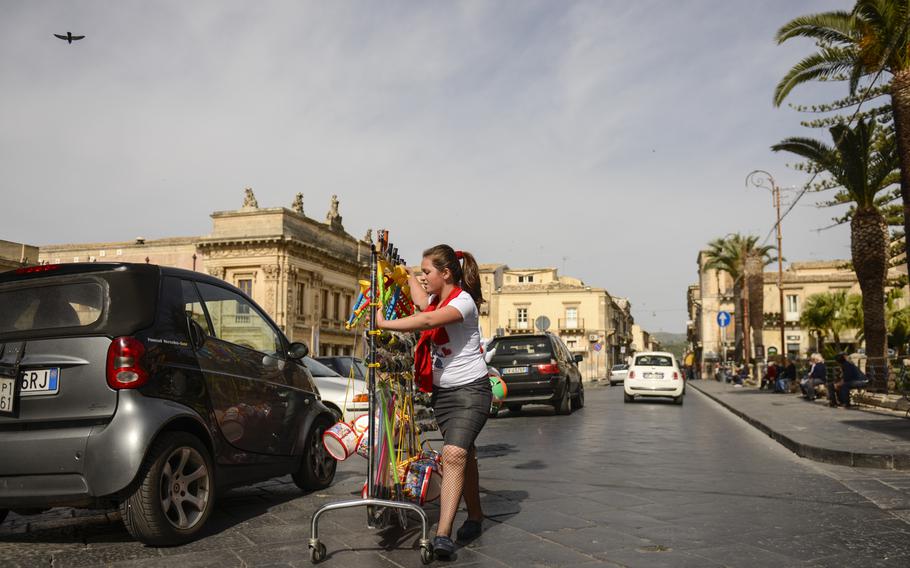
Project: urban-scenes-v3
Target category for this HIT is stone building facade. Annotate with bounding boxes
[477,265,636,379]
[0,240,39,271]
[38,189,370,357]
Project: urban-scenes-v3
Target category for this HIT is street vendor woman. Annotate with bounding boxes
[375,244,491,559]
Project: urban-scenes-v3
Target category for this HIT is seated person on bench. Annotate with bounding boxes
[834,353,867,409]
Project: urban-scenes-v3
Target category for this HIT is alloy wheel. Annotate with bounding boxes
[158,446,210,530]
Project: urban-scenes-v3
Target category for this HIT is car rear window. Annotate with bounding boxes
[304,356,342,377]
[612,364,628,370]
[0,281,104,334]
[488,337,553,356]
[635,355,673,367]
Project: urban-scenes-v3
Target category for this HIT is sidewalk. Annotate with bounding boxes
[689,380,910,470]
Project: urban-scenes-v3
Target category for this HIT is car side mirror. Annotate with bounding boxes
[574,354,583,363]
[288,342,309,360]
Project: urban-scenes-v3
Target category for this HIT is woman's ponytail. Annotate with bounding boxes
[422,244,485,307]
[459,251,484,307]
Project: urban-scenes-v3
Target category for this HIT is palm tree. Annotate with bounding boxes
[774,0,910,280]
[704,234,777,364]
[773,119,899,386]
[800,291,855,354]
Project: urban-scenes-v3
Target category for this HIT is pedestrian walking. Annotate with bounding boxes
[800,353,827,401]
[374,244,491,559]
[834,353,867,408]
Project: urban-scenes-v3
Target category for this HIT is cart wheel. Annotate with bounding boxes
[309,541,327,563]
[420,544,433,564]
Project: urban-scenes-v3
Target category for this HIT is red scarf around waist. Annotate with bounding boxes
[413,286,462,393]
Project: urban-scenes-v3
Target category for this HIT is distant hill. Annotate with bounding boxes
[650,332,687,358]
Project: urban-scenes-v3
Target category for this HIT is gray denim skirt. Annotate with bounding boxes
[431,375,492,450]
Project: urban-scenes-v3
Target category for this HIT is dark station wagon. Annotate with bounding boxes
[0,263,336,545]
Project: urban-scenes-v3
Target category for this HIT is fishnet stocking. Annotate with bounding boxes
[436,445,467,537]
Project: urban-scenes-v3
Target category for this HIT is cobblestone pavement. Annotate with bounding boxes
[3,385,910,567]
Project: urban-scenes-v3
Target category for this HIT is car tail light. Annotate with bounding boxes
[15,264,61,275]
[353,394,369,403]
[673,372,679,380]
[628,370,635,379]
[536,361,560,375]
[106,337,148,389]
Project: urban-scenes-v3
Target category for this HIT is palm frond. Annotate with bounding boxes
[774,48,858,105]
[776,11,856,45]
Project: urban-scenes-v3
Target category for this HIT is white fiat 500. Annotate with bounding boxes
[624,351,685,405]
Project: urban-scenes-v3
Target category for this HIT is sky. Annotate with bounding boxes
[1,0,862,332]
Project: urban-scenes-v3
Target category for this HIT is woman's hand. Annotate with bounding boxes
[374,307,386,328]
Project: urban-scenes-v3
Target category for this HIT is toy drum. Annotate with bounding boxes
[356,431,370,459]
[351,414,370,435]
[403,458,441,505]
[322,421,358,461]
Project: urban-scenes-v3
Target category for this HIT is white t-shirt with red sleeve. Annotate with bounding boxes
[429,290,488,388]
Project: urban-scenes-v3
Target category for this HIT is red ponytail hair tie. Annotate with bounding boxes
[455,250,464,260]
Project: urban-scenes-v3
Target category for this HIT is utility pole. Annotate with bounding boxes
[747,170,786,361]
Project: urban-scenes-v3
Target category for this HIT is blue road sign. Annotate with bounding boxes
[717,311,731,328]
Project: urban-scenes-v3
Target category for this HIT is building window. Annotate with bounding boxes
[73,257,80,263]
[54,258,60,264]
[99,250,106,257]
[322,289,329,319]
[88,256,96,262]
[236,279,253,321]
[344,294,352,319]
[567,339,577,350]
[785,294,799,321]
[333,292,340,321]
[528,275,534,283]
[518,276,524,283]
[116,249,123,256]
[296,283,306,316]
[517,307,528,329]
[566,307,578,328]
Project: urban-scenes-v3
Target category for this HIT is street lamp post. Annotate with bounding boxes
[746,170,785,362]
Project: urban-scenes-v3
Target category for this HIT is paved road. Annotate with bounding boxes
[3,385,910,567]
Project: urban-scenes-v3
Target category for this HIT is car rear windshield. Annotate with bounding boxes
[612,364,628,370]
[635,355,673,367]
[0,281,104,334]
[488,337,553,356]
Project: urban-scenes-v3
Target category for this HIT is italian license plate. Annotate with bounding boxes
[0,376,17,416]
[20,368,60,396]
[643,372,664,379]
[502,366,527,375]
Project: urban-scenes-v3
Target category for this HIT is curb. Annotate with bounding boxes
[689,382,910,471]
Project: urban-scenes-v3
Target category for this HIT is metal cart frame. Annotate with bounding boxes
[308,235,433,564]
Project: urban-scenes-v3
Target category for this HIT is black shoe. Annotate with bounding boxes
[433,536,455,559]
[456,519,483,542]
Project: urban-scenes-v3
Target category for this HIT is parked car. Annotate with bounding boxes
[486,333,584,414]
[312,356,369,420]
[608,364,629,386]
[0,263,337,545]
[624,351,685,405]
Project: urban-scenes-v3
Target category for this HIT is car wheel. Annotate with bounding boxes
[119,432,215,546]
[624,393,634,403]
[571,384,585,410]
[555,382,572,415]
[0,509,7,525]
[507,404,523,413]
[674,396,684,406]
[293,416,336,491]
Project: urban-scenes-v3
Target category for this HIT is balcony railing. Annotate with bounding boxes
[506,319,534,333]
[558,318,584,332]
